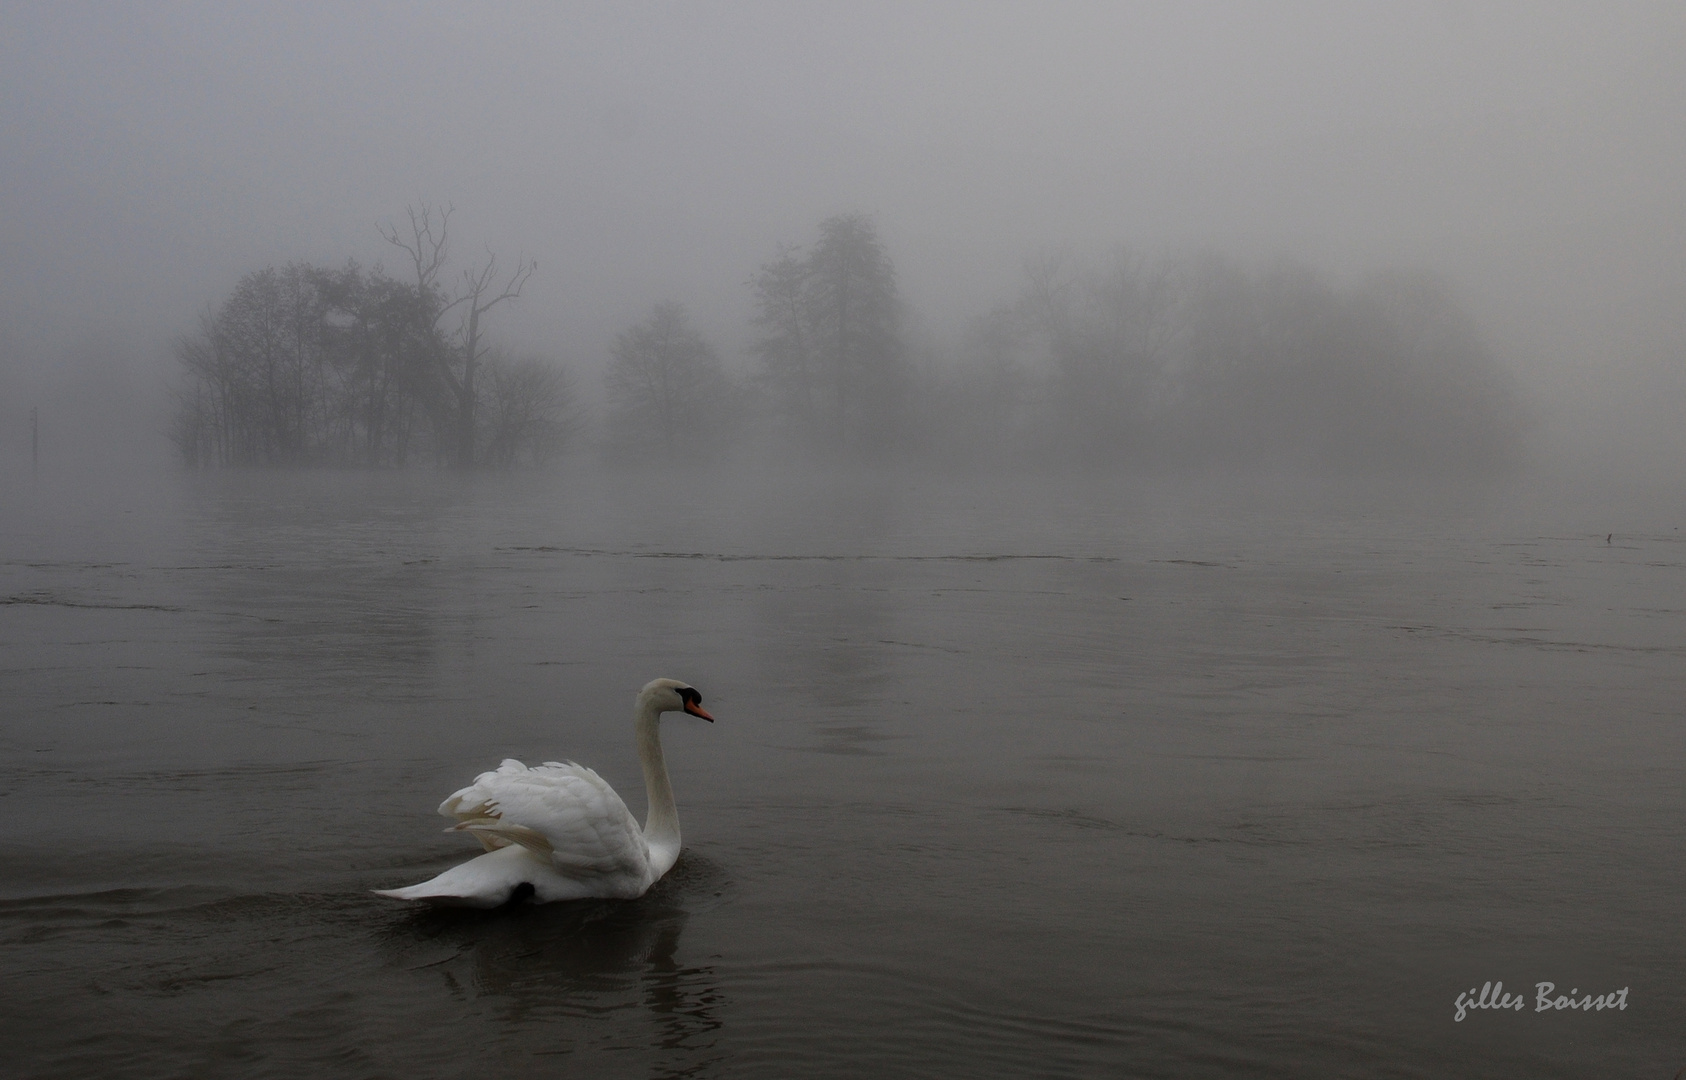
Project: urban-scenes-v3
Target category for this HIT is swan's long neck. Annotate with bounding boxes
[635,697,681,877]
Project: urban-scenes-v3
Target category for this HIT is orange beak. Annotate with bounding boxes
[684,700,715,722]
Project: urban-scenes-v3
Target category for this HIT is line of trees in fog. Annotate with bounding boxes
[600,214,1520,470]
[928,250,1524,470]
[172,207,574,468]
[600,213,906,463]
[172,208,1522,472]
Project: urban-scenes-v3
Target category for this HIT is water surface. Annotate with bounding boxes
[2,467,1681,1077]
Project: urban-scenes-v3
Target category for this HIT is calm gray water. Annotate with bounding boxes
[2,466,1682,1078]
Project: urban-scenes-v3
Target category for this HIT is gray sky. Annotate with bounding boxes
[3,2,1683,463]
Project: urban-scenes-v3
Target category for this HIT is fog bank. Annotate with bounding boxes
[2,3,1682,491]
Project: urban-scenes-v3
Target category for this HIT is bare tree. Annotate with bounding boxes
[171,326,225,467]
[451,251,536,467]
[604,301,728,461]
[482,352,579,468]
[380,203,535,467]
[378,203,452,303]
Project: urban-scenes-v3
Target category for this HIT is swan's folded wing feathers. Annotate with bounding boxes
[507,765,648,878]
[455,819,554,857]
[437,758,530,820]
[435,759,648,881]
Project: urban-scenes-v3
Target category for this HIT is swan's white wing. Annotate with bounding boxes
[438,759,651,886]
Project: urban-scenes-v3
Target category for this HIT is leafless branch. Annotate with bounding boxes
[379,203,453,295]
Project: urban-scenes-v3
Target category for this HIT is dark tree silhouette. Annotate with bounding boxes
[1019,249,1181,463]
[603,301,728,462]
[751,213,904,453]
[380,204,535,467]
[749,245,815,433]
[482,351,579,468]
[172,248,566,469]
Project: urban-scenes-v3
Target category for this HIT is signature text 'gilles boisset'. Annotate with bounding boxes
[1454,982,1629,1021]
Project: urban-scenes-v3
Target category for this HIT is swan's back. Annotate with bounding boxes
[437,759,654,894]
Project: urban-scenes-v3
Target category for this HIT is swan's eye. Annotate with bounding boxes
[679,687,701,707]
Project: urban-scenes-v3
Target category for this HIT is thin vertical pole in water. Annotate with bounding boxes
[31,406,39,476]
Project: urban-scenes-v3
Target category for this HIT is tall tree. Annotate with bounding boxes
[451,251,536,467]
[806,213,903,449]
[749,245,815,431]
[380,204,534,467]
[310,262,440,465]
[604,301,727,461]
[751,213,904,452]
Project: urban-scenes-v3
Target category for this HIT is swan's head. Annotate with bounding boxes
[639,677,715,722]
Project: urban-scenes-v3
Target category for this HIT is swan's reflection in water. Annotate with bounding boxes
[389,855,726,1074]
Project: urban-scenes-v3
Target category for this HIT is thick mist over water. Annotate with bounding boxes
[2,3,1684,490]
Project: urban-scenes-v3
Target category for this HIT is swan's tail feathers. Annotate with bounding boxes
[370,882,481,906]
[369,867,505,906]
[372,846,553,909]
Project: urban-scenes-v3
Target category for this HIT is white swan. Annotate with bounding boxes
[374,678,715,907]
